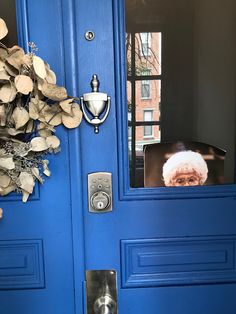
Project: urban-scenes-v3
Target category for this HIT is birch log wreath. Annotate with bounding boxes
[0,18,83,202]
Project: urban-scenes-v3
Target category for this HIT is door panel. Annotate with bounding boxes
[75,1,236,313]
[0,1,84,313]
[1,1,236,313]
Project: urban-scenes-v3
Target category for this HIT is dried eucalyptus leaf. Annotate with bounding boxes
[8,45,23,54]
[29,101,39,119]
[0,105,6,126]
[62,103,83,128]
[46,68,57,84]
[0,18,8,40]
[62,114,82,128]
[44,62,57,84]
[0,83,17,102]
[22,190,30,203]
[30,136,49,152]
[19,171,35,193]
[41,104,62,126]
[0,184,16,196]
[42,159,51,177]
[0,172,11,188]
[31,167,43,184]
[38,120,54,130]
[44,110,62,126]
[0,48,8,61]
[0,157,15,170]
[0,148,6,156]
[0,60,5,71]
[38,124,52,138]
[12,107,29,129]
[37,78,44,91]
[46,135,60,149]
[7,128,24,136]
[4,61,19,76]
[0,70,10,81]
[33,55,47,79]
[41,82,67,101]
[36,103,49,123]
[29,96,39,105]
[43,168,51,177]
[6,46,25,70]
[59,98,74,115]
[38,102,50,113]
[22,54,32,68]
[33,86,44,100]
[25,119,34,133]
[15,75,33,94]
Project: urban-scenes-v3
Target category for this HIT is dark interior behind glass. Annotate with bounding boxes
[0,1,17,47]
[126,0,236,188]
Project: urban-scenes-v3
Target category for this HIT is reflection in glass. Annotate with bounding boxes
[128,125,160,187]
[126,0,236,188]
[126,31,162,187]
[126,32,162,76]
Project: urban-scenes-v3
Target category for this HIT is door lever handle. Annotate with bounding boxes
[94,294,116,314]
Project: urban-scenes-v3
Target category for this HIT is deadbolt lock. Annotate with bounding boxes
[91,191,110,210]
[88,172,112,213]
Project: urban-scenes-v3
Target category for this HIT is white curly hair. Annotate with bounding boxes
[162,150,208,186]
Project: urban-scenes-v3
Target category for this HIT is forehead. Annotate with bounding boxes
[173,171,200,178]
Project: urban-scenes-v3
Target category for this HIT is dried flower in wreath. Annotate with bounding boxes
[0,18,83,202]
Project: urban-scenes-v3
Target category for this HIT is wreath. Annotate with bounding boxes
[0,18,82,202]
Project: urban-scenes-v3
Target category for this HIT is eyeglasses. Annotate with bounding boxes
[171,173,201,186]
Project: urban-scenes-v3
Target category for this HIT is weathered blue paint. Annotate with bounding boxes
[1,0,236,313]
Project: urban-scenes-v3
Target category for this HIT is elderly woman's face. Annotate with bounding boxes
[170,171,201,186]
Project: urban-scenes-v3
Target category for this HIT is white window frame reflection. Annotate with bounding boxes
[140,32,151,57]
[143,109,154,137]
[141,69,151,99]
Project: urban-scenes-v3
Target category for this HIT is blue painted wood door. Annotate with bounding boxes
[75,1,236,314]
[0,1,84,314]
[1,1,236,314]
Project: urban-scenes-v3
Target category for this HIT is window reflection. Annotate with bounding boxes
[126,31,162,187]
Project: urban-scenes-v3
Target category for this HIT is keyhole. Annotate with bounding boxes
[85,31,95,41]
[97,202,104,209]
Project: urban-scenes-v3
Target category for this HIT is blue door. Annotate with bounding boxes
[75,1,236,314]
[0,1,84,313]
[1,1,236,314]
